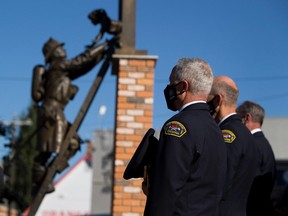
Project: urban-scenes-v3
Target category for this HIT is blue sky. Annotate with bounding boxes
[1,0,288,160]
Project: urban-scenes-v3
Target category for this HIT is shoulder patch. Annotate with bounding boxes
[222,129,236,143]
[164,121,187,138]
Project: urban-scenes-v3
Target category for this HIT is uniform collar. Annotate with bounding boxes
[251,128,262,134]
[218,113,237,126]
[179,101,206,112]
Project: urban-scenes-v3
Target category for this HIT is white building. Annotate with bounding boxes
[35,154,93,216]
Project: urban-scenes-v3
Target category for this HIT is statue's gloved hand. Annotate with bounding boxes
[107,36,121,49]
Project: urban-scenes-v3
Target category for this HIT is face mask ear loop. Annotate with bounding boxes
[214,95,221,107]
[208,95,221,116]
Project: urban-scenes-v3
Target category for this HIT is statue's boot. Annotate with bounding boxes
[32,163,55,195]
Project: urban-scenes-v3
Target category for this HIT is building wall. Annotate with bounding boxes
[262,117,288,160]
[92,130,115,215]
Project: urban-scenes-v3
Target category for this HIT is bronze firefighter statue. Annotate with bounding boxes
[31,9,121,194]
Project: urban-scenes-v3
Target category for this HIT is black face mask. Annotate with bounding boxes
[164,82,182,111]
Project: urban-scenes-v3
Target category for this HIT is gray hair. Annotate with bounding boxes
[170,58,213,97]
[236,100,265,126]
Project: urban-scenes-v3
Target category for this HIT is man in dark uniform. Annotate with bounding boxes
[32,37,111,192]
[236,100,276,216]
[208,76,258,216]
[143,58,227,216]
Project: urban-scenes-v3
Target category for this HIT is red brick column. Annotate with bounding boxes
[112,54,157,216]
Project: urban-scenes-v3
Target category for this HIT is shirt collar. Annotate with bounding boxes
[179,101,206,112]
[251,128,262,134]
[218,113,237,126]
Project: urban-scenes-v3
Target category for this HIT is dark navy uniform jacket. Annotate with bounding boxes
[144,103,227,216]
[247,131,276,216]
[218,114,257,216]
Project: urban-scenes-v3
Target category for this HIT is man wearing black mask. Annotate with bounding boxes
[207,76,258,216]
[143,58,227,216]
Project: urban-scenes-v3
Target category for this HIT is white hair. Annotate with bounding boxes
[171,58,213,96]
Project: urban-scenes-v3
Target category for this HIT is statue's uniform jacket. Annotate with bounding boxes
[38,45,106,153]
[144,103,227,216]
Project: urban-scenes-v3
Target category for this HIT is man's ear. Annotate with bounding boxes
[212,94,221,107]
[181,80,189,93]
[244,113,252,121]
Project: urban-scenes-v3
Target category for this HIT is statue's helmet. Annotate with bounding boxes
[42,37,64,63]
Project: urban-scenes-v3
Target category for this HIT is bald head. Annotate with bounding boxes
[214,76,238,90]
[210,76,239,107]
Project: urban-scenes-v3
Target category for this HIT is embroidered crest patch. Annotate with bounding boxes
[164,121,187,137]
[222,129,236,143]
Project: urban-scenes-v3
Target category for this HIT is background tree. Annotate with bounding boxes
[15,102,37,210]
[1,102,37,212]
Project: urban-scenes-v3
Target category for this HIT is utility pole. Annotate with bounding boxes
[117,0,146,54]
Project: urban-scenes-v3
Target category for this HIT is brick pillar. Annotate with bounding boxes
[112,54,158,216]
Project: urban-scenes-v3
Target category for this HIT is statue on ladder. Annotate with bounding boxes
[31,9,121,194]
